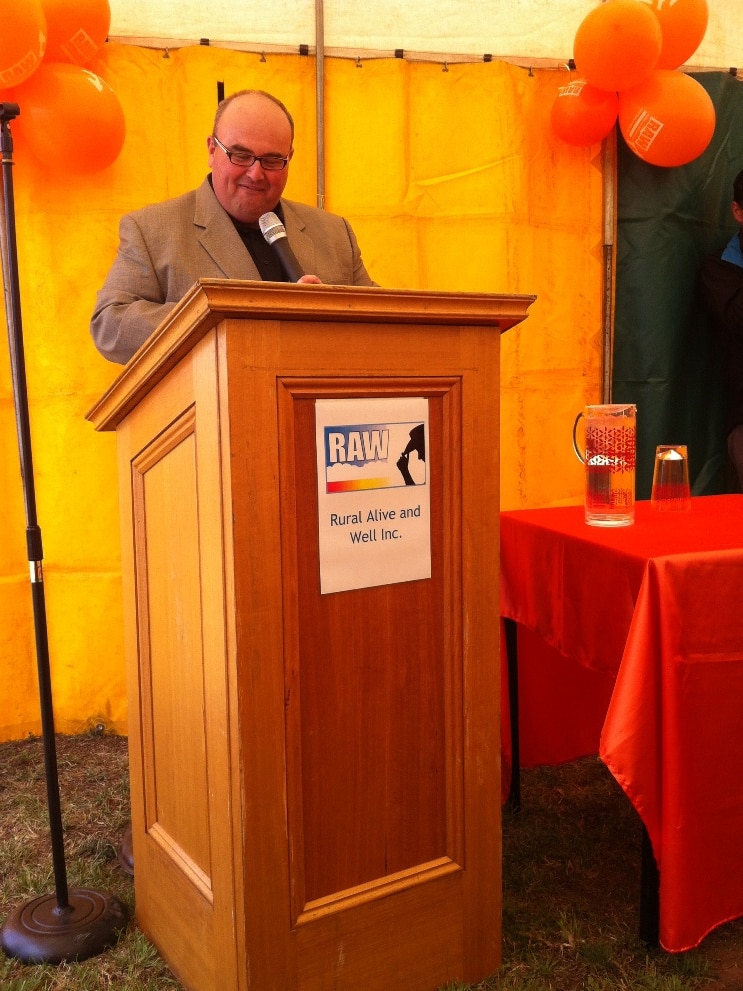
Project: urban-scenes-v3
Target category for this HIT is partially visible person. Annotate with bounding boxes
[91,89,376,364]
[701,167,743,490]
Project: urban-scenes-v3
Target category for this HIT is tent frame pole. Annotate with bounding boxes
[315,0,325,210]
[601,132,617,403]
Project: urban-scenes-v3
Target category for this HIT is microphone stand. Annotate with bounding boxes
[0,102,127,964]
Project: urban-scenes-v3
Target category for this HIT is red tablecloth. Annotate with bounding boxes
[500,495,743,952]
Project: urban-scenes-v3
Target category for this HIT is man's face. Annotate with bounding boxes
[733,201,743,227]
[207,94,294,225]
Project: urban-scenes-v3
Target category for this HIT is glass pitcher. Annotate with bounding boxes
[572,404,636,527]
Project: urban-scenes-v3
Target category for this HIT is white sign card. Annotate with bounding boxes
[315,397,431,595]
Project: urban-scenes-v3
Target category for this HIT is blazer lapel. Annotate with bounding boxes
[193,178,262,281]
[282,201,318,277]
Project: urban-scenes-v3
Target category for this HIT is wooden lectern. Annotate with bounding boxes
[87,280,533,991]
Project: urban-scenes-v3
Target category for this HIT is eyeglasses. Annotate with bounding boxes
[212,134,290,171]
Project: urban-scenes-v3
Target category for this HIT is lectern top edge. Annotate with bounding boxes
[86,279,535,431]
[192,279,535,330]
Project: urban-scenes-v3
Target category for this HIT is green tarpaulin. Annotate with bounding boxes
[615,72,743,497]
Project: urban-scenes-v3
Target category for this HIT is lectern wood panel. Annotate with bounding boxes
[279,383,460,921]
[116,347,247,991]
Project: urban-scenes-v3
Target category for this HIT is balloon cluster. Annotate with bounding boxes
[0,0,125,173]
[551,0,714,168]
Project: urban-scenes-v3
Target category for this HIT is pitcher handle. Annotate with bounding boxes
[572,412,585,464]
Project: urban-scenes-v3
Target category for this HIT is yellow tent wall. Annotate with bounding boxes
[0,43,602,742]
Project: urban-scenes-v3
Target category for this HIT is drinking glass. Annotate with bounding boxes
[651,445,691,511]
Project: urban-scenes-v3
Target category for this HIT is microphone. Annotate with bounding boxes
[258,211,305,282]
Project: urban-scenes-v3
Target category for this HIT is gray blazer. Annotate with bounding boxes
[90,177,376,363]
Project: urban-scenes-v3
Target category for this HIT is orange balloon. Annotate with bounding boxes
[646,0,708,70]
[13,63,125,173]
[41,0,111,66]
[0,0,47,90]
[551,80,619,146]
[619,70,715,167]
[574,0,662,93]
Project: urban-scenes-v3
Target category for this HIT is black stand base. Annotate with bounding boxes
[0,888,128,965]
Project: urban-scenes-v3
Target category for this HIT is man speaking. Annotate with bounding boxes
[91,88,376,364]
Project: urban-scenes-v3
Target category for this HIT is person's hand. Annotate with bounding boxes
[298,274,323,284]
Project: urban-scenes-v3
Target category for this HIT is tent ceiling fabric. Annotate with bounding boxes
[108,0,742,69]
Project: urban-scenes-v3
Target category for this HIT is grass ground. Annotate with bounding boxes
[1,733,741,990]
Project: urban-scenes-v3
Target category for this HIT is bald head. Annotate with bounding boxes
[213,89,294,142]
[207,90,295,224]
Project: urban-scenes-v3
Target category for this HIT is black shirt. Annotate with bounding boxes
[230,206,289,282]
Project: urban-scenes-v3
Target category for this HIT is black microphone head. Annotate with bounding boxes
[258,212,287,245]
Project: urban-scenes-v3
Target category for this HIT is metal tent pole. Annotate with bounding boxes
[601,130,617,403]
[315,0,326,210]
